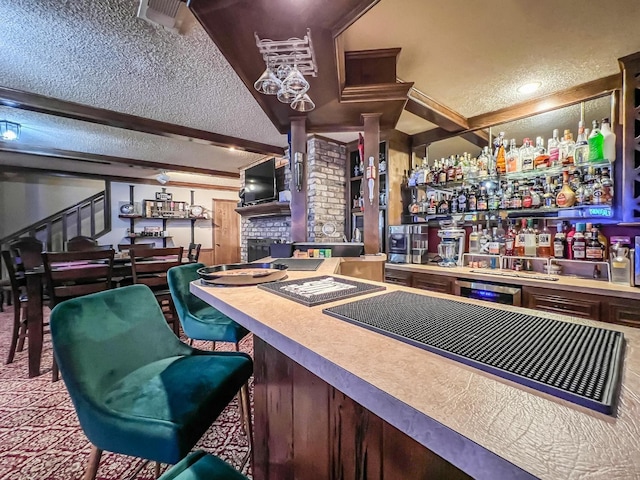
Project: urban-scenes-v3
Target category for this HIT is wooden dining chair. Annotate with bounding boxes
[1,250,29,364]
[66,236,99,252]
[118,242,155,252]
[187,243,202,263]
[9,237,44,271]
[129,247,184,336]
[42,248,115,381]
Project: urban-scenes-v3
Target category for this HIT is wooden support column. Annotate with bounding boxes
[362,113,382,254]
[290,117,307,242]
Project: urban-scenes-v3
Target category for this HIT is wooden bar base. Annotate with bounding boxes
[253,336,471,480]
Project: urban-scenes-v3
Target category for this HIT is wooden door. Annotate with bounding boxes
[212,199,240,265]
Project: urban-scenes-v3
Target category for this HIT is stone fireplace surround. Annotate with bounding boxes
[240,136,347,262]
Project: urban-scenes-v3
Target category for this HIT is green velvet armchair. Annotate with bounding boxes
[167,263,250,345]
[158,450,248,480]
[49,284,253,480]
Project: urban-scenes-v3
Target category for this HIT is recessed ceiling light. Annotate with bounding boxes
[229,147,236,151]
[517,82,541,94]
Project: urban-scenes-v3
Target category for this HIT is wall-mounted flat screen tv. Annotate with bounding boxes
[244,157,276,204]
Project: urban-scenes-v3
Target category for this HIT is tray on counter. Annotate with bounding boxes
[270,258,324,271]
[198,263,288,286]
[323,291,625,415]
[258,275,385,307]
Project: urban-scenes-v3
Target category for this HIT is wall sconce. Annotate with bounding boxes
[254,29,317,112]
[0,121,21,141]
[294,152,305,191]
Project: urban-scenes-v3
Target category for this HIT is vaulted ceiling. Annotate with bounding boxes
[1,0,639,183]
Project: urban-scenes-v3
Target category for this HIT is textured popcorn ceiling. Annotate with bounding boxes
[0,106,263,173]
[343,0,640,118]
[0,0,285,174]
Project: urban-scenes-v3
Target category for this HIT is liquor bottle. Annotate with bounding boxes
[437,195,450,215]
[566,223,576,259]
[559,129,575,165]
[504,222,516,256]
[556,171,576,208]
[496,137,507,174]
[446,158,456,182]
[601,117,616,162]
[588,119,604,162]
[542,176,556,208]
[530,180,542,208]
[511,183,523,210]
[574,121,589,166]
[534,136,550,169]
[488,187,499,211]
[547,129,561,166]
[488,227,501,255]
[591,172,604,205]
[537,220,553,258]
[479,228,490,253]
[594,224,609,260]
[515,218,527,256]
[572,223,587,260]
[450,190,458,214]
[600,168,613,205]
[469,225,480,253]
[468,188,477,212]
[477,187,488,211]
[458,188,467,213]
[586,226,604,261]
[522,185,533,209]
[520,138,535,171]
[438,160,447,185]
[524,219,537,256]
[478,147,490,177]
[553,223,566,259]
[506,139,521,173]
[455,157,464,181]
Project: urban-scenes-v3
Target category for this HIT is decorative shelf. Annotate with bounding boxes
[235,202,291,219]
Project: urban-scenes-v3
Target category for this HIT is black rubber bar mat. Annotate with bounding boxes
[258,275,385,307]
[323,291,625,415]
[271,258,324,271]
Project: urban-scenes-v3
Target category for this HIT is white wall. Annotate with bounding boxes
[0,175,104,238]
[100,182,239,250]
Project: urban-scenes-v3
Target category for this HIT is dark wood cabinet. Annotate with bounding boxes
[412,272,455,295]
[603,297,640,328]
[523,286,603,321]
[384,267,412,286]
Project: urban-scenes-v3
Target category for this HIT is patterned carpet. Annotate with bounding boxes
[0,303,253,480]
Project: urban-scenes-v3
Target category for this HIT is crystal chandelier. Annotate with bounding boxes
[254,29,317,112]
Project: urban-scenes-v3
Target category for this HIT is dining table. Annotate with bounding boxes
[24,256,190,377]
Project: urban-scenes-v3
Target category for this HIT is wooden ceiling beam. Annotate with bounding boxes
[0,87,286,156]
[0,164,239,191]
[0,144,241,179]
[411,127,489,150]
[467,74,622,131]
[405,88,469,132]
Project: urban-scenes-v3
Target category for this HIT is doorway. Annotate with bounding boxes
[212,199,241,264]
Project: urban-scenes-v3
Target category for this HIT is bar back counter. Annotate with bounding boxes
[191,257,640,479]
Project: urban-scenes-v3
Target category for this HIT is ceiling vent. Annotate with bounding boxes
[137,0,188,33]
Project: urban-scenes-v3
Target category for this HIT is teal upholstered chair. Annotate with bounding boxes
[158,450,248,480]
[167,263,250,347]
[49,284,253,480]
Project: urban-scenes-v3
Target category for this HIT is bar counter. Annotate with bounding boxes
[386,262,640,300]
[191,257,640,479]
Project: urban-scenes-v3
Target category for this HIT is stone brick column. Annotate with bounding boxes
[306,137,347,242]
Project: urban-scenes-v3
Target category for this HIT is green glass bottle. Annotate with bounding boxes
[588,119,604,162]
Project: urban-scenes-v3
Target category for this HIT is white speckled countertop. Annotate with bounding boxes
[191,257,640,480]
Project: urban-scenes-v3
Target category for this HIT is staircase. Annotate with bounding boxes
[0,187,111,253]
